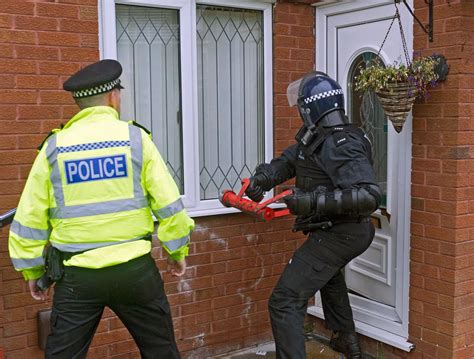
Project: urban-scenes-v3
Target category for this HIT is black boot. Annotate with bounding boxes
[329,331,361,358]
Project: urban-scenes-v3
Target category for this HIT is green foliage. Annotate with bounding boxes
[355,56,439,98]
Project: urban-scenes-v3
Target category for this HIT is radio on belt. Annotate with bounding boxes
[64,154,128,184]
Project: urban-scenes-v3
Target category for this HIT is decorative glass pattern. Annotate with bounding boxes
[116,5,183,192]
[348,52,388,207]
[197,5,265,200]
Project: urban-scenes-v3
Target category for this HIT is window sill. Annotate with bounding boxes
[187,205,242,218]
[185,195,287,218]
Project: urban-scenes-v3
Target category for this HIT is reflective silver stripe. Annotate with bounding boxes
[11,256,44,269]
[49,197,149,219]
[46,134,66,209]
[10,220,51,240]
[153,198,184,220]
[162,235,190,252]
[129,124,144,199]
[52,235,151,252]
[46,125,149,219]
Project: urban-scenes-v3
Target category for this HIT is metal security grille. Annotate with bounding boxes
[116,5,184,193]
[197,5,265,200]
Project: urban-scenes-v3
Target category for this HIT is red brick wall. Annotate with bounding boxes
[409,0,474,358]
[337,1,472,357]
[0,0,314,357]
[273,1,315,154]
[0,1,98,358]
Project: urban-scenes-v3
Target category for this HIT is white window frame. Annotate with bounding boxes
[99,0,273,217]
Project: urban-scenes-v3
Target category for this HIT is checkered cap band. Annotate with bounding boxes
[57,140,130,153]
[303,89,343,105]
[72,79,121,98]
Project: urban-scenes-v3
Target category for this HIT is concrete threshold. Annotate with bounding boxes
[214,333,374,359]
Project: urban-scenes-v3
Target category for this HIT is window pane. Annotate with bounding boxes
[348,52,387,207]
[197,5,265,200]
[116,5,184,193]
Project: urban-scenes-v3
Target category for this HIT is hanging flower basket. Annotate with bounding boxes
[375,82,417,133]
[354,3,440,133]
[355,56,439,133]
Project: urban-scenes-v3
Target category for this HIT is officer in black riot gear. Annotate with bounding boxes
[246,71,382,359]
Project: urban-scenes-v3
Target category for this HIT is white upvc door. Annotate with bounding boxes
[308,0,414,351]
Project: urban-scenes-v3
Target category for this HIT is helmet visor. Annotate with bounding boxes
[286,78,303,107]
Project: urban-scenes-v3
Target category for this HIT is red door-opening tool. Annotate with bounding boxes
[219,178,293,221]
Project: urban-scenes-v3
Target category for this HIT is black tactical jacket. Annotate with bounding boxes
[265,125,381,225]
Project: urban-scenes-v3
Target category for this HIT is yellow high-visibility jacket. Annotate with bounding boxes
[9,106,194,280]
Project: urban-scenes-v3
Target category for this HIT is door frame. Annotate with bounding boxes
[308,0,413,352]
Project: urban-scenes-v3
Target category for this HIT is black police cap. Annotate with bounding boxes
[63,59,124,98]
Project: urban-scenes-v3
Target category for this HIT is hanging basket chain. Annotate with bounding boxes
[376,12,396,60]
[376,3,411,66]
[397,5,411,66]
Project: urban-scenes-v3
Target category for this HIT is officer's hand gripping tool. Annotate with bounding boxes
[219,178,292,221]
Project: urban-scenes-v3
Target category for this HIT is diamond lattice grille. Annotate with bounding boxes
[116,5,184,192]
[197,5,265,200]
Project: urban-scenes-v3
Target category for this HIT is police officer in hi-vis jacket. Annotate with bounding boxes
[245,72,382,359]
[8,59,194,358]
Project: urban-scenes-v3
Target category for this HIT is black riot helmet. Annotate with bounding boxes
[287,71,347,145]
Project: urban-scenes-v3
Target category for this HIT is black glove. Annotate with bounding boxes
[283,189,317,216]
[245,174,267,202]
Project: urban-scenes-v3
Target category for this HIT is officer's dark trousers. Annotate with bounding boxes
[269,222,375,359]
[45,253,180,359]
